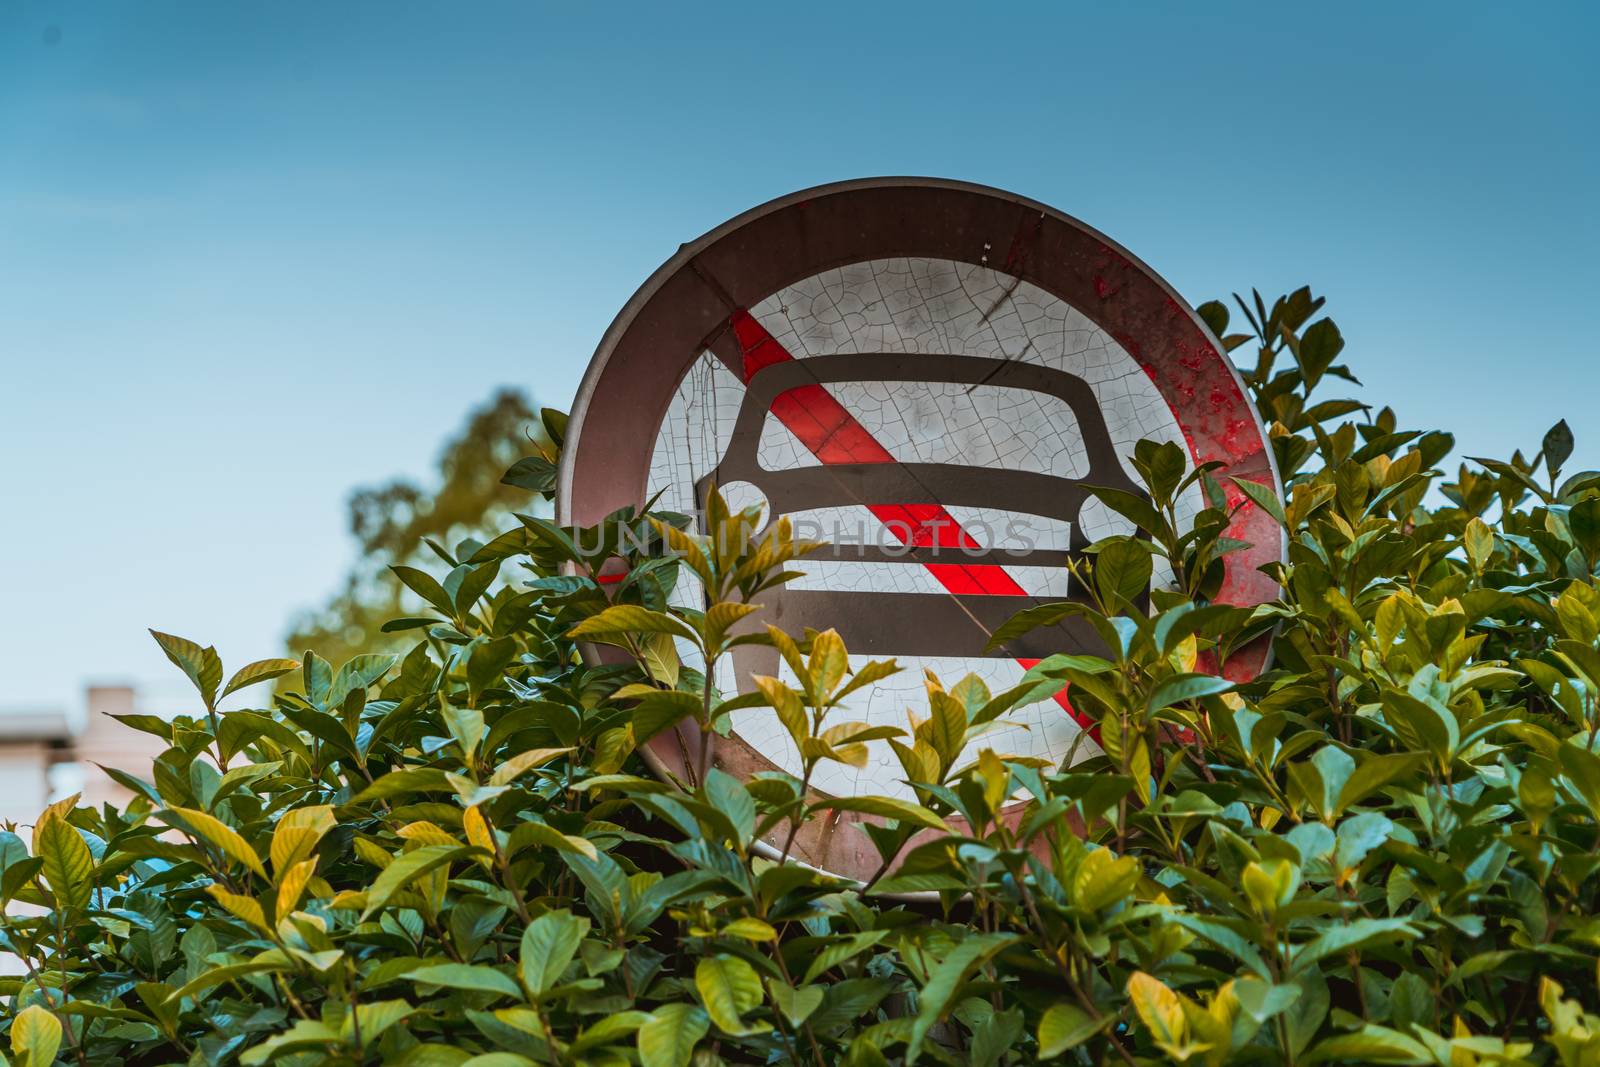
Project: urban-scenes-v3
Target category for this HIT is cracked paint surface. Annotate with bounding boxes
[645,257,1202,800]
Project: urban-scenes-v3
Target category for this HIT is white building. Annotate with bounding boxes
[1,686,171,975]
[0,686,168,828]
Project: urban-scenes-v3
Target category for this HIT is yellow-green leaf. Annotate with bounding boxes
[694,955,763,1036]
[720,917,777,942]
[751,675,806,746]
[1038,1002,1105,1058]
[811,795,950,832]
[165,950,291,1003]
[150,629,223,707]
[165,807,267,879]
[11,1005,62,1066]
[343,999,414,1047]
[520,909,588,997]
[403,963,522,999]
[637,1003,709,1067]
[207,884,270,932]
[767,981,823,1027]
[505,821,597,861]
[567,604,698,644]
[489,747,573,786]
[37,812,94,911]
[362,844,476,920]
[1071,848,1140,913]
[270,805,335,875]
[222,658,303,700]
[808,628,849,698]
[704,602,760,647]
[1127,971,1186,1045]
[276,858,318,922]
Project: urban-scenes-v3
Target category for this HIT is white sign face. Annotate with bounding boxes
[645,257,1202,800]
[560,179,1283,879]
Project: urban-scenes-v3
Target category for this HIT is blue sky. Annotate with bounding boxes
[1,2,1595,717]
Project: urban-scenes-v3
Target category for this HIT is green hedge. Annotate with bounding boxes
[5,288,1600,1067]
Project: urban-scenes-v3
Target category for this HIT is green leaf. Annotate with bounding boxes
[1388,972,1432,1030]
[629,690,703,745]
[349,767,457,804]
[1071,847,1140,912]
[870,871,968,895]
[1127,971,1185,1045]
[363,844,476,919]
[441,701,485,760]
[567,604,698,644]
[502,455,557,493]
[1231,475,1286,525]
[467,638,517,698]
[985,601,1085,652]
[569,1012,650,1055]
[392,565,457,617]
[1094,537,1152,608]
[1085,485,1164,537]
[520,909,587,997]
[11,1005,62,1066]
[239,1019,341,1065]
[808,628,849,697]
[1307,745,1355,820]
[1196,299,1229,337]
[1569,497,1600,561]
[37,813,94,911]
[403,963,522,999]
[802,931,889,984]
[1305,1024,1429,1064]
[270,805,336,874]
[1334,811,1393,871]
[1543,418,1575,479]
[329,654,397,707]
[301,651,333,706]
[149,630,223,707]
[453,561,501,611]
[166,952,291,1003]
[221,658,303,700]
[1334,752,1425,815]
[768,981,823,1027]
[1558,742,1600,819]
[488,748,572,787]
[1289,918,1417,976]
[637,1003,709,1067]
[704,768,756,848]
[0,831,36,908]
[1037,1002,1106,1058]
[1462,517,1495,571]
[694,955,763,1036]
[810,795,950,833]
[504,820,597,861]
[163,807,268,879]
[345,999,415,1047]
[1381,691,1457,765]
[907,934,1018,1062]
[1146,673,1233,714]
[1296,318,1344,390]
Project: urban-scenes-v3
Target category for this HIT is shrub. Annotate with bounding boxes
[5,288,1600,1067]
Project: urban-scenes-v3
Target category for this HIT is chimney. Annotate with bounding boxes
[76,686,167,809]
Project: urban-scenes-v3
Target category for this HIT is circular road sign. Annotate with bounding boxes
[558,178,1285,882]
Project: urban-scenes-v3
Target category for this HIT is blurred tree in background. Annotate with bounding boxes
[285,387,554,666]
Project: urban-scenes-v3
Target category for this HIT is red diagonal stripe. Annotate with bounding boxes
[729,310,1091,731]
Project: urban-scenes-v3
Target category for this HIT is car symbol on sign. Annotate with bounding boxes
[693,351,1149,667]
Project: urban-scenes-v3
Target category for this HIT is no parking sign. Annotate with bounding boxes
[559,179,1284,879]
